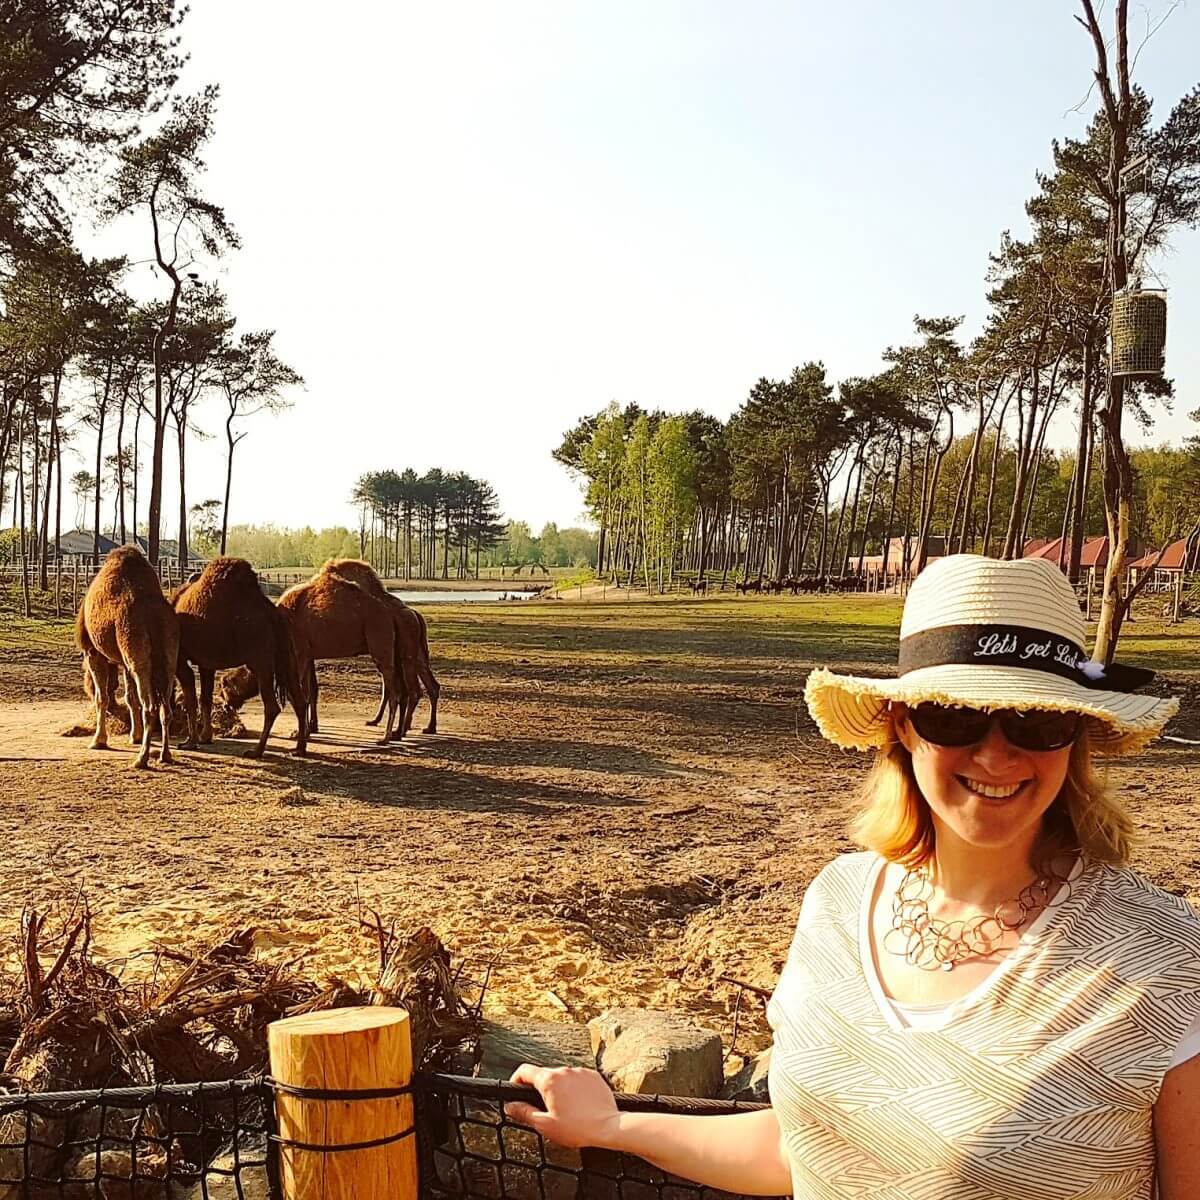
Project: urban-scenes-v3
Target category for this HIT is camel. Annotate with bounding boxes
[171,557,308,758]
[317,559,440,738]
[219,567,404,744]
[76,546,180,769]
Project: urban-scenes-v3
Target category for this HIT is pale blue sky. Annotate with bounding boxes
[85,1,1200,534]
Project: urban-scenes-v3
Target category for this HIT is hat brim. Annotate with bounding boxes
[804,664,1178,757]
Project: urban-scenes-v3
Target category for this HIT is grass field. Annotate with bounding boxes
[6,582,1200,671]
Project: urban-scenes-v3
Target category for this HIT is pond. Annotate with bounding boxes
[388,589,538,604]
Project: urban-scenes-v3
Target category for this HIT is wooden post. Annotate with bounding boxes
[1174,571,1183,623]
[267,1006,418,1200]
[1086,568,1095,622]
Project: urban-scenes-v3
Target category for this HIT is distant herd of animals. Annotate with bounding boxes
[75,548,440,768]
[731,575,871,595]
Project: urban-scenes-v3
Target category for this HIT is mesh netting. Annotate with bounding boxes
[0,1077,272,1198]
[0,1073,781,1200]
[1111,289,1167,377]
[415,1075,783,1200]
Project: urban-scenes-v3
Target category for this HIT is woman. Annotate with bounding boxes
[504,555,1200,1198]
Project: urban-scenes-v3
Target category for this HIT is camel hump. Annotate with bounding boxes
[84,544,163,612]
[194,556,259,589]
[320,558,389,599]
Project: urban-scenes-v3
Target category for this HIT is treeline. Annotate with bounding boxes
[558,398,1200,590]
[203,519,598,572]
[479,521,598,570]
[1,2,299,606]
[350,469,506,580]
[208,525,361,570]
[559,6,1200,657]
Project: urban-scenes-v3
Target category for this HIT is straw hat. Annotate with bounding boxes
[804,554,1178,756]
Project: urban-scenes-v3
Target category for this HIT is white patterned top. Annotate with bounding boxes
[767,852,1200,1199]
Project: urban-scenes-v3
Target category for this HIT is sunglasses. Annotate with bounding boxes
[906,703,1083,753]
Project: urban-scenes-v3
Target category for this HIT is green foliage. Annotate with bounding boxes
[0,0,184,257]
[221,524,360,568]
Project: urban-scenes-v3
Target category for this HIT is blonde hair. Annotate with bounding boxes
[851,716,1134,867]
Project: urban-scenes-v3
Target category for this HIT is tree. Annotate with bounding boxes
[0,0,183,259]
[106,86,240,565]
[214,329,301,552]
[1075,0,1200,658]
[71,469,95,528]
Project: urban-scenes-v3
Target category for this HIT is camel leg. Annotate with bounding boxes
[246,664,281,758]
[85,653,112,751]
[176,661,200,751]
[199,668,216,743]
[365,622,400,744]
[123,666,144,746]
[366,678,386,727]
[418,661,440,734]
[157,684,174,766]
[391,657,420,741]
[306,661,320,735]
[289,681,308,757]
[126,664,157,769]
[379,674,399,744]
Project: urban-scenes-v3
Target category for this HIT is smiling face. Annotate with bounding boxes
[895,705,1073,858]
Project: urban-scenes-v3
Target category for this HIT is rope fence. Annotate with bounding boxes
[0,1071,779,1200]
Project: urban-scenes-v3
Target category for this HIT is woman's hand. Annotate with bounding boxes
[504,1064,622,1150]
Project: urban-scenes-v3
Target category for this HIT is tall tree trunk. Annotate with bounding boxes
[114,380,128,544]
[1067,336,1097,581]
[17,398,30,616]
[92,357,114,565]
[980,394,1011,558]
[915,406,953,574]
[176,410,189,570]
[1083,0,1134,662]
[857,465,883,576]
[221,415,242,556]
[131,401,142,545]
[39,370,61,591]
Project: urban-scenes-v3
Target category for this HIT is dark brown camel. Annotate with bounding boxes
[76,546,180,769]
[317,559,440,738]
[219,567,403,744]
[172,557,308,758]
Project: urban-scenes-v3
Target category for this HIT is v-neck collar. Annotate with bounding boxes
[858,853,1084,1033]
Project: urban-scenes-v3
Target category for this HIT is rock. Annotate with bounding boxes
[721,1047,772,1102]
[276,786,316,807]
[180,1136,269,1200]
[443,1017,595,1200]
[588,1009,723,1099]
[476,1016,595,1081]
[58,1148,171,1199]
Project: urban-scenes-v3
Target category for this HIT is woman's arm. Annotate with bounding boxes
[1154,1052,1200,1199]
[505,1064,792,1197]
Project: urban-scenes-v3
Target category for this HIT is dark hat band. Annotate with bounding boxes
[898,624,1155,694]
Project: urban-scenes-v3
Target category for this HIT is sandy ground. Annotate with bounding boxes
[2,610,1199,1063]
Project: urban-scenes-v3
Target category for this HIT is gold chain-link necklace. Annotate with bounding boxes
[884,863,1074,972]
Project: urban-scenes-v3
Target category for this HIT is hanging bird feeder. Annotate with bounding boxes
[1111,288,1167,378]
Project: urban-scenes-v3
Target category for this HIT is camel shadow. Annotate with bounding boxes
[250,754,649,815]
[382,732,714,778]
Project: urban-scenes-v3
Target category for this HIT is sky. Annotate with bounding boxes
[80,0,1200,536]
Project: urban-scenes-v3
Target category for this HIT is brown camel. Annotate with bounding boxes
[171,557,308,758]
[76,546,180,769]
[219,567,404,744]
[316,559,440,737]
